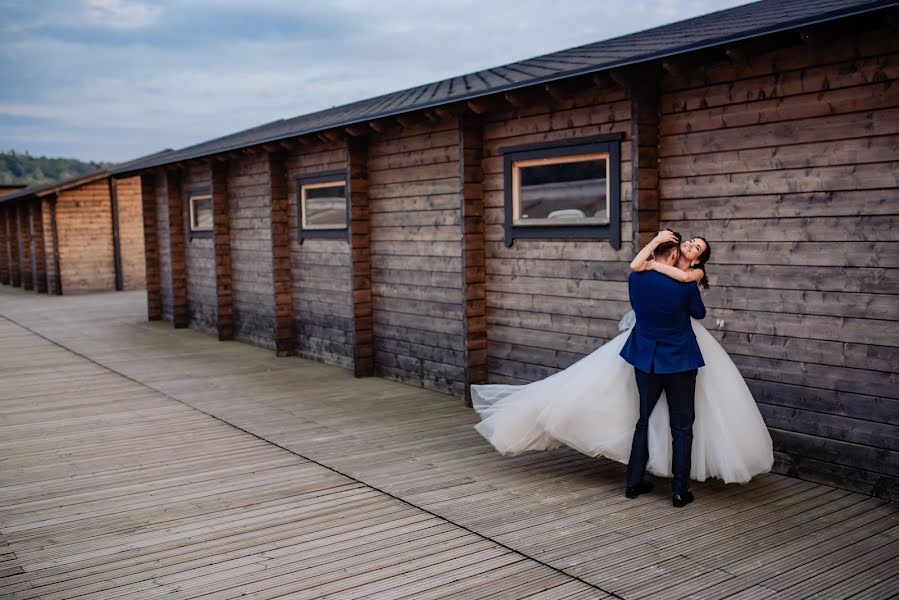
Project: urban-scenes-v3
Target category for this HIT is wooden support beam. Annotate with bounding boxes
[345,123,372,137]
[347,136,373,378]
[166,169,189,328]
[8,204,20,287]
[0,206,8,285]
[30,199,48,294]
[592,72,619,89]
[544,77,592,101]
[108,177,123,291]
[630,88,661,252]
[268,151,294,356]
[609,65,659,96]
[504,86,546,108]
[18,204,33,291]
[40,198,60,295]
[725,37,778,63]
[368,120,387,133]
[433,106,456,121]
[394,113,425,128]
[316,130,341,144]
[211,160,234,340]
[466,96,508,115]
[460,117,487,404]
[141,174,161,318]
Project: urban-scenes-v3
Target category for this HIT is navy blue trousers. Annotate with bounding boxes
[625,367,697,495]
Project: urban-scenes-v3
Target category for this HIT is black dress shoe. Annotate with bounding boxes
[672,491,695,507]
[625,480,654,498]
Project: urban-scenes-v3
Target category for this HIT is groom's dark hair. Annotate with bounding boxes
[654,229,682,260]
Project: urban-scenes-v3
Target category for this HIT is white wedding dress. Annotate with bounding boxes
[472,312,774,484]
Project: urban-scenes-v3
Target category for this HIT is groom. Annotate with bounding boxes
[620,232,706,507]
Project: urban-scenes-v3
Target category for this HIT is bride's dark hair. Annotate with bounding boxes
[691,237,712,289]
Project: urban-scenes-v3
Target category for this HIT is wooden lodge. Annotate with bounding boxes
[0,172,145,294]
[109,0,898,500]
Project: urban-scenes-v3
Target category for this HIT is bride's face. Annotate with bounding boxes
[680,238,708,264]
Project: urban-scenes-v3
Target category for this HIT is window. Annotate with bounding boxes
[188,192,213,236]
[502,134,621,248]
[296,172,348,243]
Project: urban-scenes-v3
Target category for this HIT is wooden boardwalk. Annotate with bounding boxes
[0,288,896,600]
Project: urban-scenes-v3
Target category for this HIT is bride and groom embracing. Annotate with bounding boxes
[472,230,774,507]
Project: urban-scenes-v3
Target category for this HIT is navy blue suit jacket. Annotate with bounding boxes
[619,270,706,374]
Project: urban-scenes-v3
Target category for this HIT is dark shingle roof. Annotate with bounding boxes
[0,170,110,204]
[111,0,895,175]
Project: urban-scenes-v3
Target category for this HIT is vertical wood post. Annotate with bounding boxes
[347,136,374,377]
[8,204,21,287]
[460,118,487,403]
[19,204,33,291]
[631,89,661,250]
[109,177,124,291]
[30,199,48,293]
[268,151,295,356]
[141,174,161,319]
[41,198,61,295]
[166,169,189,328]
[48,197,62,295]
[212,160,234,340]
[0,207,8,285]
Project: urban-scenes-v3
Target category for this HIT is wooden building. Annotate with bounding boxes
[0,184,27,196]
[111,0,898,500]
[0,172,145,294]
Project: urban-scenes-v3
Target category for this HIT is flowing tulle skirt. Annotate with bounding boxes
[472,318,773,483]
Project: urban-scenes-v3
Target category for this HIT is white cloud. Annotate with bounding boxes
[87,0,162,28]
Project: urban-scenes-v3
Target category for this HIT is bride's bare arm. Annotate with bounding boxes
[647,260,705,283]
[630,230,678,271]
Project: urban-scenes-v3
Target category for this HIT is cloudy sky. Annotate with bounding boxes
[1,0,750,163]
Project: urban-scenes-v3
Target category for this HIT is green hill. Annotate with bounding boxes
[0,151,113,187]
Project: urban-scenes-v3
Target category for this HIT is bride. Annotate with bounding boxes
[472,231,774,485]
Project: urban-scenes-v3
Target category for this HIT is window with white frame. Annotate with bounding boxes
[189,194,213,232]
[296,172,348,242]
[502,135,621,248]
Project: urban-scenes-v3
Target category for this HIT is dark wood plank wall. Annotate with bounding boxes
[114,176,146,291]
[8,205,20,287]
[0,207,8,284]
[55,180,115,292]
[155,173,174,320]
[482,85,635,385]
[285,141,355,369]
[18,204,33,290]
[184,164,217,333]
[658,28,899,498]
[40,199,59,295]
[228,153,276,349]
[368,119,467,397]
[30,200,47,293]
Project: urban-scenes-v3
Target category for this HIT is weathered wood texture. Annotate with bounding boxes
[1,288,894,600]
[286,141,354,369]
[212,161,234,340]
[368,120,466,396]
[166,170,189,328]
[141,174,162,319]
[155,173,174,320]
[7,204,20,287]
[54,180,114,292]
[114,176,146,290]
[460,118,487,400]
[0,207,8,285]
[18,204,33,290]
[269,151,295,356]
[631,90,661,250]
[482,84,636,386]
[183,164,217,333]
[29,199,48,293]
[40,198,60,295]
[348,136,374,377]
[657,27,899,499]
[229,153,276,349]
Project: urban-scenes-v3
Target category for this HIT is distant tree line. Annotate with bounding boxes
[0,151,112,187]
